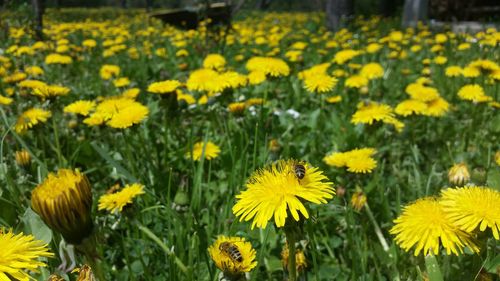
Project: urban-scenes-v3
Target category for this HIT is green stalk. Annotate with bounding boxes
[137,223,188,274]
[364,203,389,251]
[285,231,297,281]
[425,254,444,281]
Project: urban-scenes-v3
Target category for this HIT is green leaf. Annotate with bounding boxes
[486,168,500,191]
[22,207,52,244]
[484,254,500,274]
[424,254,443,281]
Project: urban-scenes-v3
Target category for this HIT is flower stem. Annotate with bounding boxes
[364,202,390,252]
[285,231,297,281]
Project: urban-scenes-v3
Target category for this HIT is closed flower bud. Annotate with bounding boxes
[448,163,470,186]
[350,191,367,211]
[31,169,93,244]
[15,149,31,167]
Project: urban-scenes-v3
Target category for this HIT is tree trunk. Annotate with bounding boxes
[402,0,428,27]
[325,0,353,31]
[32,0,44,41]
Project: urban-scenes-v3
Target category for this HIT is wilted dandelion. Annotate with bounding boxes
[0,229,54,281]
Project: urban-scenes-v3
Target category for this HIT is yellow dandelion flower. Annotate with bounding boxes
[395,99,428,116]
[445,66,462,77]
[219,71,247,89]
[208,236,257,276]
[326,95,342,103]
[186,68,226,93]
[447,163,470,186]
[440,186,500,239]
[360,63,384,80]
[82,39,97,48]
[100,64,120,80]
[187,141,220,161]
[233,160,334,229]
[390,197,479,256]
[324,148,377,174]
[246,57,290,77]
[106,102,149,129]
[333,49,360,64]
[462,66,480,78]
[113,77,130,88]
[346,156,377,173]
[247,71,266,85]
[0,229,54,281]
[203,54,226,70]
[345,75,368,88]
[458,84,492,103]
[45,53,72,64]
[31,169,93,244]
[424,97,450,117]
[177,92,196,105]
[64,100,96,116]
[98,183,145,213]
[245,98,264,107]
[25,66,44,76]
[15,108,52,133]
[405,83,440,102]
[147,80,181,94]
[0,95,13,105]
[351,102,395,125]
[303,74,337,93]
[3,72,27,83]
[122,88,140,99]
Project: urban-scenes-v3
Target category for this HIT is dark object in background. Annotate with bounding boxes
[32,0,44,40]
[325,0,353,31]
[402,0,428,27]
[149,2,231,30]
[429,0,500,21]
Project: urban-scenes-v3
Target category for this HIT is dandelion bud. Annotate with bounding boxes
[359,86,369,94]
[350,191,367,211]
[228,102,246,115]
[281,244,307,273]
[448,163,470,186]
[31,169,93,244]
[47,275,65,281]
[336,185,346,198]
[15,149,31,167]
[268,139,280,153]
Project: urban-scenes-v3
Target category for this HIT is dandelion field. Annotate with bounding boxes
[0,7,500,281]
